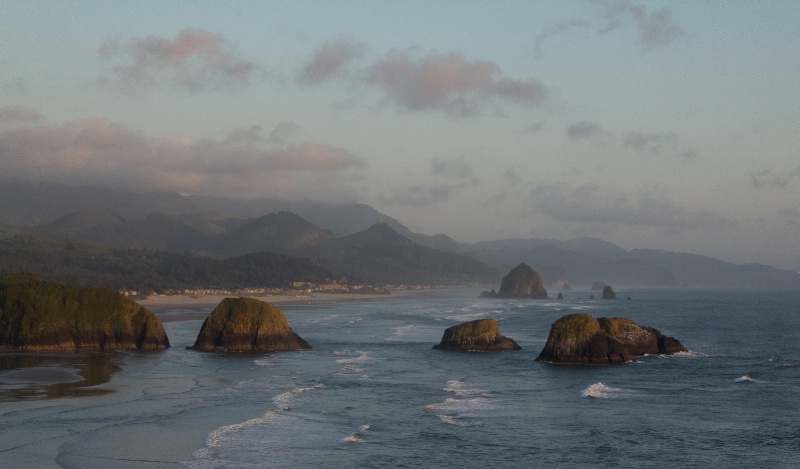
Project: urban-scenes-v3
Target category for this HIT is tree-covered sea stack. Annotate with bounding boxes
[433,318,521,352]
[0,273,169,351]
[191,297,311,352]
[536,313,686,365]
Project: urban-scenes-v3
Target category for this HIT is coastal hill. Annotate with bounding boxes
[1,179,799,290]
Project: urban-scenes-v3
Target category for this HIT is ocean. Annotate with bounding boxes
[2,288,799,468]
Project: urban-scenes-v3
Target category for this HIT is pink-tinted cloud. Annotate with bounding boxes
[365,51,546,116]
[298,37,365,85]
[98,28,256,92]
[0,105,44,122]
[0,119,365,201]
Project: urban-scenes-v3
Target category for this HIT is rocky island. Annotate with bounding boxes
[536,313,686,364]
[0,273,169,351]
[433,318,521,352]
[480,263,548,299]
[191,297,311,352]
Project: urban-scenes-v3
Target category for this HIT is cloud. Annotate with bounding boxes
[266,121,298,145]
[0,119,364,202]
[366,51,546,116]
[599,0,682,47]
[752,167,800,190]
[298,37,366,85]
[98,28,256,92]
[534,1,681,56]
[624,131,696,159]
[531,183,733,230]
[430,157,476,181]
[567,121,603,140]
[533,19,588,57]
[0,105,44,122]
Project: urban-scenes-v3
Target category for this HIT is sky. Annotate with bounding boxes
[1,1,799,270]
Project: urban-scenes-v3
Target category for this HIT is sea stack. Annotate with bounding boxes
[490,263,548,299]
[602,285,617,299]
[535,313,686,365]
[0,273,169,351]
[191,297,311,352]
[433,318,521,352]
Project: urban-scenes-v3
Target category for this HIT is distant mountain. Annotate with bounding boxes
[298,223,498,285]
[627,249,800,290]
[212,211,336,256]
[2,180,798,290]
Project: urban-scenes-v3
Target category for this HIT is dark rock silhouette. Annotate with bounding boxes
[557,292,564,300]
[536,313,686,365]
[191,297,311,352]
[0,273,169,351]
[433,318,521,352]
[602,285,617,299]
[479,289,497,298]
[495,263,547,299]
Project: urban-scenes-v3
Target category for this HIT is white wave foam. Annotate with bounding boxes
[336,351,371,364]
[428,380,494,425]
[735,375,764,383]
[188,409,290,466]
[581,382,625,399]
[341,424,372,443]
[272,384,325,411]
[445,311,489,322]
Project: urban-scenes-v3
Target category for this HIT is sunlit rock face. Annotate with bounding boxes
[433,318,521,352]
[536,313,686,365]
[191,297,311,352]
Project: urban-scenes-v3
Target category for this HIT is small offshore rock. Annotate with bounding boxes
[433,318,521,352]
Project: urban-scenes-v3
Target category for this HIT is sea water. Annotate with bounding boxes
[1,289,799,468]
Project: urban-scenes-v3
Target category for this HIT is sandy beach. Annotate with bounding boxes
[138,287,470,318]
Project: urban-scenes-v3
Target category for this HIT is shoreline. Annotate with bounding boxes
[138,287,478,318]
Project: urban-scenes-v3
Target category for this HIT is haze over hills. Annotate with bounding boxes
[1,180,799,290]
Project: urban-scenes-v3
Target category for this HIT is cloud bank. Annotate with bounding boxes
[0,119,364,201]
[98,28,256,92]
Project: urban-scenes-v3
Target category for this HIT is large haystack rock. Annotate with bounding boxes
[602,285,617,299]
[536,313,686,365]
[495,263,548,299]
[191,297,311,352]
[433,318,520,352]
[0,273,169,351]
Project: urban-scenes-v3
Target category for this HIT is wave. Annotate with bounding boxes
[735,375,764,383]
[341,424,372,443]
[272,384,325,411]
[427,380,494,425]
[336,351,371,364]
[581,382,625,399]
[445,311,489,322]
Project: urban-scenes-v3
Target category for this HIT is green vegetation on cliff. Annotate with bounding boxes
[191,297,311,352]
[0,273,169,351]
